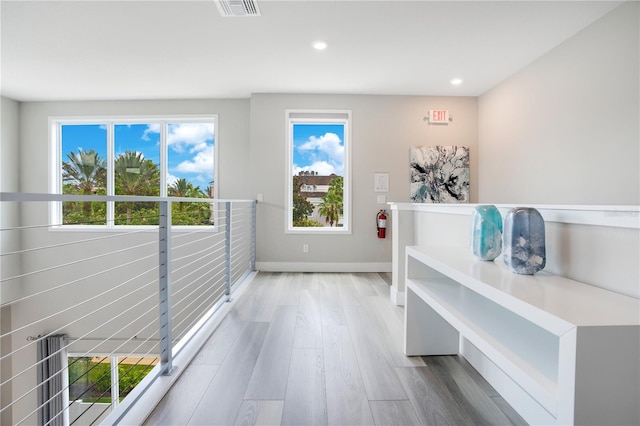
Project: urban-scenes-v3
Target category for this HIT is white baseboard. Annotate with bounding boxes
[255,262,392,273]
[390,286,405,306]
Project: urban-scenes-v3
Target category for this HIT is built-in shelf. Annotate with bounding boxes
[404,245,640,425]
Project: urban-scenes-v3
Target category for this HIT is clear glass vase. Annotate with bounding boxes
[471,205,503,261]
[503,207,546,274]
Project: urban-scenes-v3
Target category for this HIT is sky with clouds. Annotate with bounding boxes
[292,123,344,176]
[62,121,215,189]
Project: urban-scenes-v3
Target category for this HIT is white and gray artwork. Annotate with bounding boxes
[410,145,469,203]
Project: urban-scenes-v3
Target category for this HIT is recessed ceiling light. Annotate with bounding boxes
[312,40,328,50]
[450,78,463,85]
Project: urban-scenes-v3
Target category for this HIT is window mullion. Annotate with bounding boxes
[160,121,167,197]
[53,121,63,225]
[107,122,115,227]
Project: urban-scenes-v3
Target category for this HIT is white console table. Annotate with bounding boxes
[404,245,640,425]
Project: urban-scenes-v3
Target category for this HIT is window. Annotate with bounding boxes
[286,110,351,233]
[67,355,158,424]
[51,116,217,227]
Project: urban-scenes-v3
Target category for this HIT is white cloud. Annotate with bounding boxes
[191,142,209,154]
[174,144,214,178]
[142,123,160,141]
[296,133,344,175]
[168,123,214,153]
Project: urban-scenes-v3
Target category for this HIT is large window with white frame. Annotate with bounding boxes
[50,116,217,227]
[286,110,351,233]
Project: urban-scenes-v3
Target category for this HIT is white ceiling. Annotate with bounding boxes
[1,0,622,102]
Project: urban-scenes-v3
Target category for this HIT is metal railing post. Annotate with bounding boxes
[158,201,175,375]
[224,201,232,301]
[251,200,256,271]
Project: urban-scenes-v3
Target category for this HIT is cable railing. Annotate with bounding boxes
[0,193,256,426]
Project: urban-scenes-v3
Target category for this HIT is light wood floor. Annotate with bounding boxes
[145,272,526,426]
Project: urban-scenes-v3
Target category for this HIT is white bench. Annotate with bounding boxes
[404,245,640,425]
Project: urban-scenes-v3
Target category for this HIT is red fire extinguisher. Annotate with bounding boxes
[376,209,387,239]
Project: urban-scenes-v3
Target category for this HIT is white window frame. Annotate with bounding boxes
[285,109,351,234]
[49,115,218,229]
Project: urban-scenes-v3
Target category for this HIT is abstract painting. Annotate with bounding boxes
[410,145,469,203]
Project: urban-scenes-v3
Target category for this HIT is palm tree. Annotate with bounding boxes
[318,176,343,227]
[62,148,106,217]
[169,178,189,198]
[169,178,206,212]
[169,178,190,212]
[168,178,211,224]
[114,151,160,223]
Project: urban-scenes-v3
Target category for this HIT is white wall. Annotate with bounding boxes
[1,95,20,426]
[478,1,639,205]
[250,93,478,270]
[1,96,22,300]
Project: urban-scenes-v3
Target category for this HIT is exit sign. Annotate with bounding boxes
[429,110,449,124]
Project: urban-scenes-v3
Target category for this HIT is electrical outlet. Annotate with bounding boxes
[303,244,309,253]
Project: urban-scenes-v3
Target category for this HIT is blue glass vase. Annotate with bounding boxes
[471,205,502,261]
[503,207,546,275]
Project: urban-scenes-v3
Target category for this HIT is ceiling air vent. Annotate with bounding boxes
[216,0,261,17]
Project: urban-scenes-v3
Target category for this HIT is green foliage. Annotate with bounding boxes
[114,151,161,224]
[68,357,93,385]
[62,148,107,194]
[62,149,107,222]
[292,176,315,226]
[294,216,323,227]
[169,178,213,225]
[68,358,155,401]
[318,176,343,227]
[114,151,160,196]
[61,149,212,226]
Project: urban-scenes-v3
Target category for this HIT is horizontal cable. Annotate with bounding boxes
[0,239,157,283]
[0,260,157,341]
[231,259,249,275]
[0,273,158,384]
[171,235,224,264]
[170,227,220,243]
[0,228,151,257]
[1,251,156,309]
[171,256,219,291]
[172,266,225,309]
[232,238,250,252]
[171,249,222,284]
[172,275,226,330]
[231,250,249,266]
[231,264,249,282]
[172,285,226,344]
[173,252,226,286]
[232,253,250,268]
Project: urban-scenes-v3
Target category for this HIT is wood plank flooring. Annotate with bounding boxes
[144,272,526,426]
